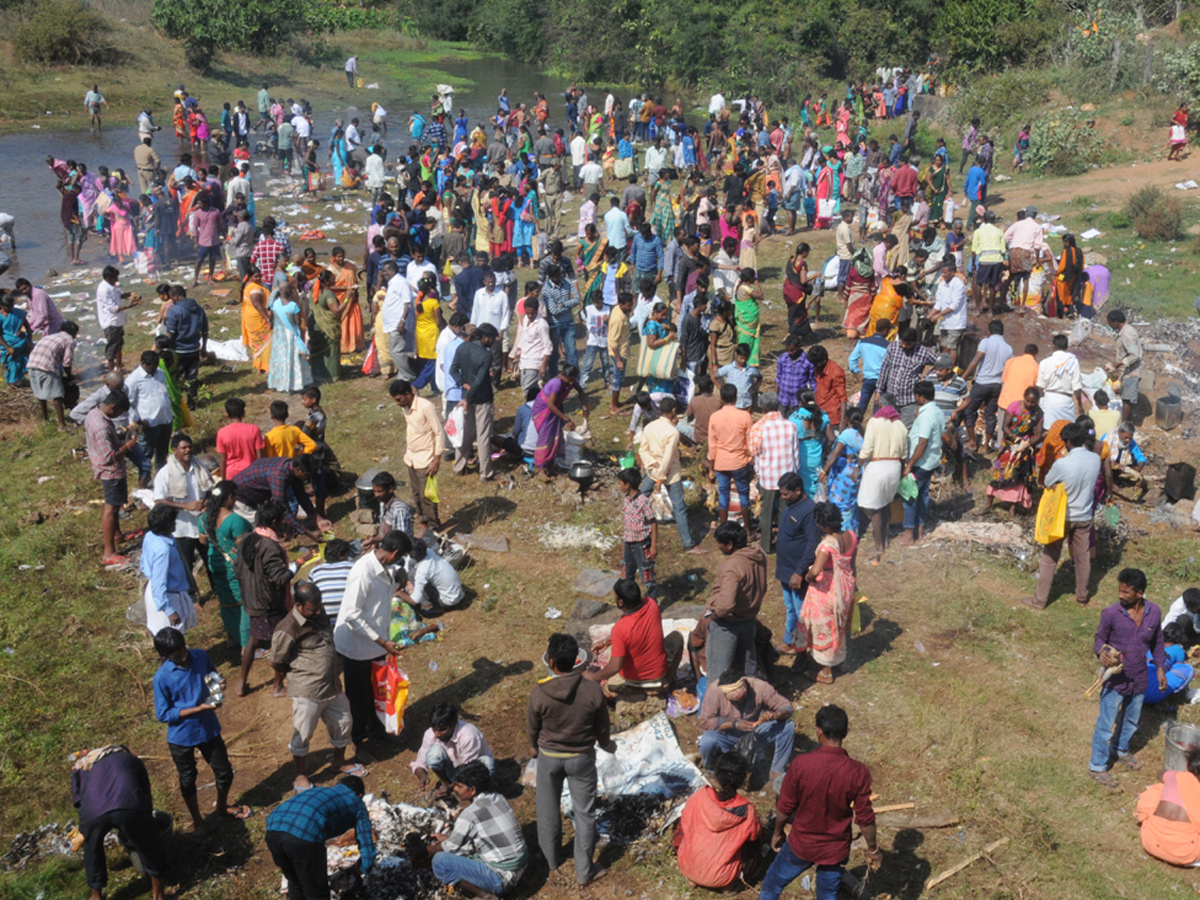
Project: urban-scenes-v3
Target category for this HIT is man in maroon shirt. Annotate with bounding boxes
[890,156,919,206]
[760,705,880,900]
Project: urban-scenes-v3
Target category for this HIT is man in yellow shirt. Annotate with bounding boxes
[389,379,446,532]
[638,396,703,554]
[607,292,633,414]
[264,400,318,458]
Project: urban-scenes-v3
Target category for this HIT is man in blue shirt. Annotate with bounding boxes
[266,776,376,899]
[152,628,249,836]
[629,222,663,288]
[774,472,821,655]
[964,163,988,228]
[848,320,892,412]
[164,285,208,409]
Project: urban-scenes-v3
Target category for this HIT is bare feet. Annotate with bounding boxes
[293,775,313,792]
[271,684,288,698]
[895,532,916,547]
[233,679,248,698]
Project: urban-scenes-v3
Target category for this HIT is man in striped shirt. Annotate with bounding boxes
[308,540,356,622]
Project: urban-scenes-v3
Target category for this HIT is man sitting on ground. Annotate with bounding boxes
[397,539,465,611]
[412,702,495,801]
[674,750,763,890]
[698,670,795,782]
[585,578,684,697]
[426,760,528,899]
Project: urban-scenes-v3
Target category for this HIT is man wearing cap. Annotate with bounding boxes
[970,211,1008,317]
[134,137,163,194]
[1003,208,1048,309]
[927,260,969,366]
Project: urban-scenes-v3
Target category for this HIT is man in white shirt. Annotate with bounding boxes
[380,262,417,381]
[334,531,409,750]
[438,313,467,415]
[1002,208,1048,308]
[152,432,210,599]
[781,160,806,234]
[708,93,726,116]
[1164,589,1200,631]
[344,55,358,89]
[579,157,604,198]
[511,297,551,393]
[603,198,632,251]
[344,118,362,153]
[928,261,969,365]
[569,133,588,189]
[126,350,175,486]
[400,542,464,610]
[644,138,668,186]
[471,273,511,383]
[365,147,385,202]
[406,246,438,293]
[834,210,856,301]
[96,265,139,373]
[1036,333,1084,427]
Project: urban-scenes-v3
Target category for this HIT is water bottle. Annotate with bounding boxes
[481,596,499,612]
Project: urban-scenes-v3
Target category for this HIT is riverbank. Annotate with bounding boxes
[0,0,487,134]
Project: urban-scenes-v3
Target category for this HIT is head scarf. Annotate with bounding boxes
[875,406,901,421]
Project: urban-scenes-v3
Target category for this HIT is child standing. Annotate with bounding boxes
[764,186,780,236]
[264,400,317,458]
[618,468,657,599]
[580,290,611,392]
[300,386,333,517]
[152,627,250,835]
[717,343,760,410]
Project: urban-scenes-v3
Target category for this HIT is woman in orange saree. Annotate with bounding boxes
[328,246,364,353]
[240,265,273,374]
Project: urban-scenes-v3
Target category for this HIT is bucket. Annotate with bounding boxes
[1157,396,1183,431]
[120,810,173,874]
[1165,722,1200,772]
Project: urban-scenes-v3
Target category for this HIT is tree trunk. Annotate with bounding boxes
[1110,38,1123,90]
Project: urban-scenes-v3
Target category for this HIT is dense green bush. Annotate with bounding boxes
[1158,41,1200,104]
[1125,186,1184,240]
[1024,111,1102,175]
[950,68,1053,129]
[12,0,111,64]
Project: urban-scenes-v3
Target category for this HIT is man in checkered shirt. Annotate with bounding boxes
[427,760,528,897]
[749,392,799,553]
[249,217,292,277]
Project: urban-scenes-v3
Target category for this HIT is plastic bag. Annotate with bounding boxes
[650,483,674,522]
[424,473,440,504]
[1035,483,1067,544]
[813,481,829,503]
[897,473,919,501]
[734,730,772,791]
[372,657,409,735]
[444,406,465,449]
[360,342,377,376]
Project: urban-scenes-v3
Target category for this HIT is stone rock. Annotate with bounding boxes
[350,509,376,525]
[571,598,611,620]
[356,523,377,538]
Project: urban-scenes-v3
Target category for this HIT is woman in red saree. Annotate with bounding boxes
[328,246,364,353]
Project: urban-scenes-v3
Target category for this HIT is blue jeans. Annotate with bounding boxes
[137,423,172,480]
[580,344,610,390]
[640,475,694,550]
[432,851,507,895]
[425,744,495,783]
[782,584,806,647]
[548,313,578,377]
[901,465,934,531]
[716,465,752,514]
[698,719,795,774]
[1089,685,1145,771]
[760,842,844,900]
[857,377,877,412]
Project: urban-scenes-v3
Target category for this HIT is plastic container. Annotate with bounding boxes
[1165,722,1200,772]
[620,452,637,469]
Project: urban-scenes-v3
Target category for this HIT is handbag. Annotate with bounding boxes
[614,157,633,179]
[635,338,679,380]
[1034,483,1067,544]
[817,198,834,219]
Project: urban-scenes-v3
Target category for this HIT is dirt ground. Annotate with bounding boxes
[6,148,1200,900]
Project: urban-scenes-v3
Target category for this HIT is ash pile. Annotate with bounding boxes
[327,796,454,900]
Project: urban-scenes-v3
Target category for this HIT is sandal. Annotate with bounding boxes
[341,763,370,778]
[815,668,835,685]
[1089,770,1119,788]
[1117,754,1143,771]
[216,804,254,820]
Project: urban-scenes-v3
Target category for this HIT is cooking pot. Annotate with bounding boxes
[568,461,595,483]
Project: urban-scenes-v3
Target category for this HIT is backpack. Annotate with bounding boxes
[851,246,873,279]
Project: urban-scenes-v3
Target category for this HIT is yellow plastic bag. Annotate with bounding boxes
[424,474,440,504]
[1035,483,1067,544]
[851,593,866,635]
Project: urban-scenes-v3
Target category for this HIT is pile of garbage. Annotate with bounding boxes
[2,823,76,870]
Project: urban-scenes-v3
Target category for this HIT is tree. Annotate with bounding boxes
[151,0,324,70]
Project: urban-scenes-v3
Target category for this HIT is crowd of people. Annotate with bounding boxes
[1,68,1189,900]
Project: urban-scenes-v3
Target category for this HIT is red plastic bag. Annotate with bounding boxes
[361,342,378,376]
[371,657,409,735]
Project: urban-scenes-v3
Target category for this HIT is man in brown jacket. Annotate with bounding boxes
[528,633,616,888]
[704,521,768,681]
[271,582,366,791]
[698,670,795,779]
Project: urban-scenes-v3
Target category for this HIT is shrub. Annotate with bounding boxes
[951,69,1052,131]
[1125,186,1183,241]
[1024,112,1101,176]
[12,0,111,64]
[1107,210,1131,229]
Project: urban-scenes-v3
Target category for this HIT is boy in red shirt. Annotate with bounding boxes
[215,398,264,480]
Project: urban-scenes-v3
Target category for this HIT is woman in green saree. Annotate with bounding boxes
[202,481,251,652]
[733,267,763,366]
[577,222,609,305]
[928,154,952,223]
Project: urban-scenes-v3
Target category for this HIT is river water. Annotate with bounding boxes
[0,53,569,284]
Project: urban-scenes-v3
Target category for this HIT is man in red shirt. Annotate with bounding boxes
[807,345,847,429]
[215,397,265,480]
[890,156,918,206]
[761,705,881,900]
[585,579,682,696]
